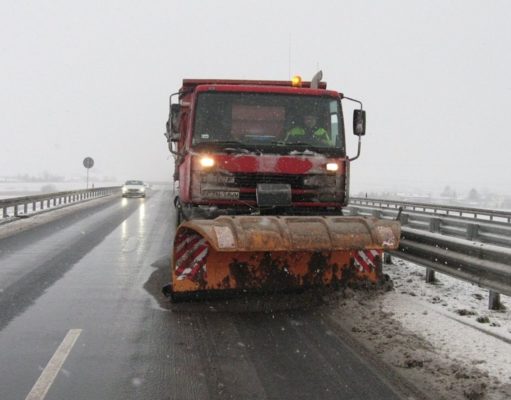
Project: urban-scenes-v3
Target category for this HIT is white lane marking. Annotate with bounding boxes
[25,329,82,400]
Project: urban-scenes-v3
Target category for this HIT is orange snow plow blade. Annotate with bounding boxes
[169,216,400,299]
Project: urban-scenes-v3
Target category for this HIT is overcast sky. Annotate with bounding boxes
[1,1,510,195]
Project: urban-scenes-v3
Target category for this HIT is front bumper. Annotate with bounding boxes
[122,190,145,197]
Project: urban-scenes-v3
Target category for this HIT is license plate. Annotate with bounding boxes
[202,190,240,200]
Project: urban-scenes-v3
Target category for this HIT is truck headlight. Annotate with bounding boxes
[326,162,339,172]
[199,156,215,168]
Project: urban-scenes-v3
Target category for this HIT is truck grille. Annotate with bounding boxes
[239,192,317,202]
[234,173,304,189]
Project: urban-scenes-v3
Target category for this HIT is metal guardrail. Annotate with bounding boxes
[348,202,511,249]
[350,197,511,223]
[396,228,511,294]
[347,199,511,309]
[0,186,121,221]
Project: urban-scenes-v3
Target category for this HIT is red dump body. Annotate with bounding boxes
[169,78,350,218]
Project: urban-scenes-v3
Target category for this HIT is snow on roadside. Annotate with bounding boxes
[386,257,511,341]
[383,258,511,397]
[328,258,511,400]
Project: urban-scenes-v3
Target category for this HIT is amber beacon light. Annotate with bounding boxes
[291,75,302,87]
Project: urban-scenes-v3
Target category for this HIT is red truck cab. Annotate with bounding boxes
[165,77,365,222]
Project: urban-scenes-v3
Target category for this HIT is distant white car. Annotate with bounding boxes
[122,180,146,198]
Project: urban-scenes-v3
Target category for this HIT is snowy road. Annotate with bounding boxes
[0,189,408,400]
[0,188,509,399]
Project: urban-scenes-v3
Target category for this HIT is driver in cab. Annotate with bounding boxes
[285,114,331,145]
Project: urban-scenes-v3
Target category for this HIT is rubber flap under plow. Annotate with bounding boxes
[170,216,400,297]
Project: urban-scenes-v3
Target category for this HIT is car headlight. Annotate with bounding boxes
[140,187,145,192]
[122,187,127,193]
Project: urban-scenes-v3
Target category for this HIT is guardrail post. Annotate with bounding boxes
[14,205,19,217]
[24,204,28,214]
[429,218,441,233]
[466,224,479,241]
[399,213,409,225]
[425,268,436,283]
[489,290,501,310]
[2,207,7,218]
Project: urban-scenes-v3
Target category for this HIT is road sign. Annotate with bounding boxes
[83,157,94,189]
[83,157,94,169]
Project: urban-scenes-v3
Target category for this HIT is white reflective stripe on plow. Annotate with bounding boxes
[176,247,208,279]
[175,233,201,257]
[176,238,207,269]
[357,250,375,269]
[370,249,380,258]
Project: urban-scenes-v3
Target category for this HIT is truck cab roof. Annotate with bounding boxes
[182,78,328,89]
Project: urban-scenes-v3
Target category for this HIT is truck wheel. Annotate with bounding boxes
[176,209,182,227]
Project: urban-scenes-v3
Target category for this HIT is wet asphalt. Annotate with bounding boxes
[0,189,412,400]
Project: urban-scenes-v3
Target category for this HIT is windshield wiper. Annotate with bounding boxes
[223,147,251,154]
[269,141,322,149]
[286,141,315,146]
[197,140,253,154]
[209,140,243,145]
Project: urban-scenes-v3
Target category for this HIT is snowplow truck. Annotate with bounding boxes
[163,74,400,300]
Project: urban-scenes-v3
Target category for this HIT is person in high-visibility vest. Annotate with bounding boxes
[285,114,331,145]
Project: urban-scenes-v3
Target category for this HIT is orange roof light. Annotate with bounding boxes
[291,75,302,87]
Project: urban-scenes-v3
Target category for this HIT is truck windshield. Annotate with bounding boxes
[193,92,344,154]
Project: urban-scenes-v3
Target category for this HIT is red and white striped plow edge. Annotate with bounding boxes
[353,249,381,273]
[174,231,208,281]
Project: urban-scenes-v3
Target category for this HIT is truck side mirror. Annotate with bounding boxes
[353,109,366,136]
[170,104,180,134]
[169,132,181,142]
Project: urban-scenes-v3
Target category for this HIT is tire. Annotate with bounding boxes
[176,208,182,227]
